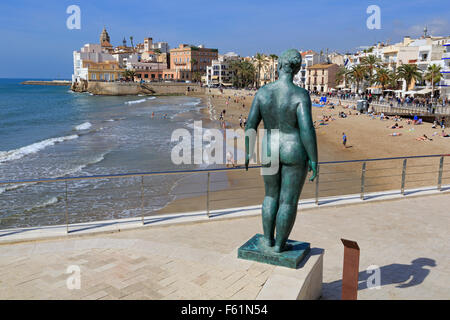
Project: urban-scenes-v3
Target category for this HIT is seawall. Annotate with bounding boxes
[71,81,205,96]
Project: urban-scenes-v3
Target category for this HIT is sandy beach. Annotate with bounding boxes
[158,88,450,215]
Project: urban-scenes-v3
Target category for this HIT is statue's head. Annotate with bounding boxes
[278,49,302,75]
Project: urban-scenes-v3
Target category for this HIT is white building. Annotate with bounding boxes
[72,43,116,83]
[205,52,240,86]
[438,41,450,99]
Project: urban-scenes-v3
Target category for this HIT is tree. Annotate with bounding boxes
[230,60,256,88]
[396,64,422,91]
[190,58,198,82]
[335,66,348,87]
[122,69,136,81]
[269,54,278,82]
[154,49,162,81]
[254,53,267,88]
[347,65,366,93]
[129,36,134,50]
[360,54,382,85]
[374,67,395,91]
[423,64,442,99]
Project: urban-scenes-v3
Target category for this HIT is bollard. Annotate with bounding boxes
[341,239,360,300]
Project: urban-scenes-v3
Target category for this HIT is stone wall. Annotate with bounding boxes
[71,81,204,96]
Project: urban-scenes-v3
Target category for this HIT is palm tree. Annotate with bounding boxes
[269,54,278,82]
[396,64,422,92]
[360,54,382,85]
[129,36,134,50]
[122,69,136,81]
[374,67,394,91]
[335,66,348,87]
[230,60,256,88]
[347,65,366,93]
[190,58,198,82]
[423,64,442,99]
[154,48,162,81]
[254,53,267,88]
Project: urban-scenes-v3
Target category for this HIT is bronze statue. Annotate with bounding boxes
[244,49,318,254]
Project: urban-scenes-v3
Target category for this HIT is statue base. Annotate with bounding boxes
[237,234,310,269]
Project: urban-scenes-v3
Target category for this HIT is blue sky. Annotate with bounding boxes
[0,0,448,79]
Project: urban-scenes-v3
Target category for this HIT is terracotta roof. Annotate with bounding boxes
[307,63,336,69]
[301,50,316,56]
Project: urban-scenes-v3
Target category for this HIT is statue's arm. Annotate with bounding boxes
[245,93,262,170]
[297,92,318,181]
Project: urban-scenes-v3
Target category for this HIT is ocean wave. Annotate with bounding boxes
[0,135,79,164]
[124,97,156,105]
[75,122,92,131]
[104,117,125,122]
[24,196,59,213]
[0,151,108,195]
[183,99,201,106]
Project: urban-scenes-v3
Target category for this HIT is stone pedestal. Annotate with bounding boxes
[237,234,310,269]
[256,248,324,300]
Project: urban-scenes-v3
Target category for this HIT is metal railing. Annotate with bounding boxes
[0,154,449,232]
[311,94,450,116]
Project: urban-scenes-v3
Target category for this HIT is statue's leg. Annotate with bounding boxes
[261,169,281,247]
[274,164,307,253]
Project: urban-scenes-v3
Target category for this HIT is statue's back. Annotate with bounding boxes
[257,82,309,166]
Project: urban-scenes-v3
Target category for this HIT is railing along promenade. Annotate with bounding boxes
[310,94,450,117]
[1,154,449,233]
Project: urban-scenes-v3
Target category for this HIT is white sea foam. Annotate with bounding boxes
[183,99,201,106]
[75,122,92,131]
[125,98,146,105]
[0,135,79,164]
[0,151,108,196]
[24,196,59,212]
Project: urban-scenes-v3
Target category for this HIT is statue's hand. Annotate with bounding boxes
[308,160,318,181]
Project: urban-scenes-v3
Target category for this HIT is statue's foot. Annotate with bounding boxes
[260,237,274,248]
[273,243,293,253]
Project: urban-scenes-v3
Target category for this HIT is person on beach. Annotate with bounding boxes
[239,115,243,128]
[342,132,347,148]
[226,151,236,167]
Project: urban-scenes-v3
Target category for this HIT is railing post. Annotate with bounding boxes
[206,172,211,218]
[141,175,145,225]
[315,164,320,205]
[437,156,444,191]
[360,162,366,200]
[401,159,407,195]
[64,181,69,234]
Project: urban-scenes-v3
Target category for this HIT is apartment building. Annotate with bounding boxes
[169,44,218,81]
[305,63,339,92]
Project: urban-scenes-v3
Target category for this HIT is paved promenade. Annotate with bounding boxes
[0,192,449,299]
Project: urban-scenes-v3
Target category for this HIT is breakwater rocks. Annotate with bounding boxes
[21,80,71,86]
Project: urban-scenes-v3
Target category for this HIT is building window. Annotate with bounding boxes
[144,74,149,78]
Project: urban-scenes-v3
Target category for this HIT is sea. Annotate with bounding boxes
[0,79,228,229]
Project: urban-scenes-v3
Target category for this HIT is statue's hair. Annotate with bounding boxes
[278,49,302,74]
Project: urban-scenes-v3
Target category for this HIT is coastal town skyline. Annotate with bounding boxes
[1,0,449,78]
